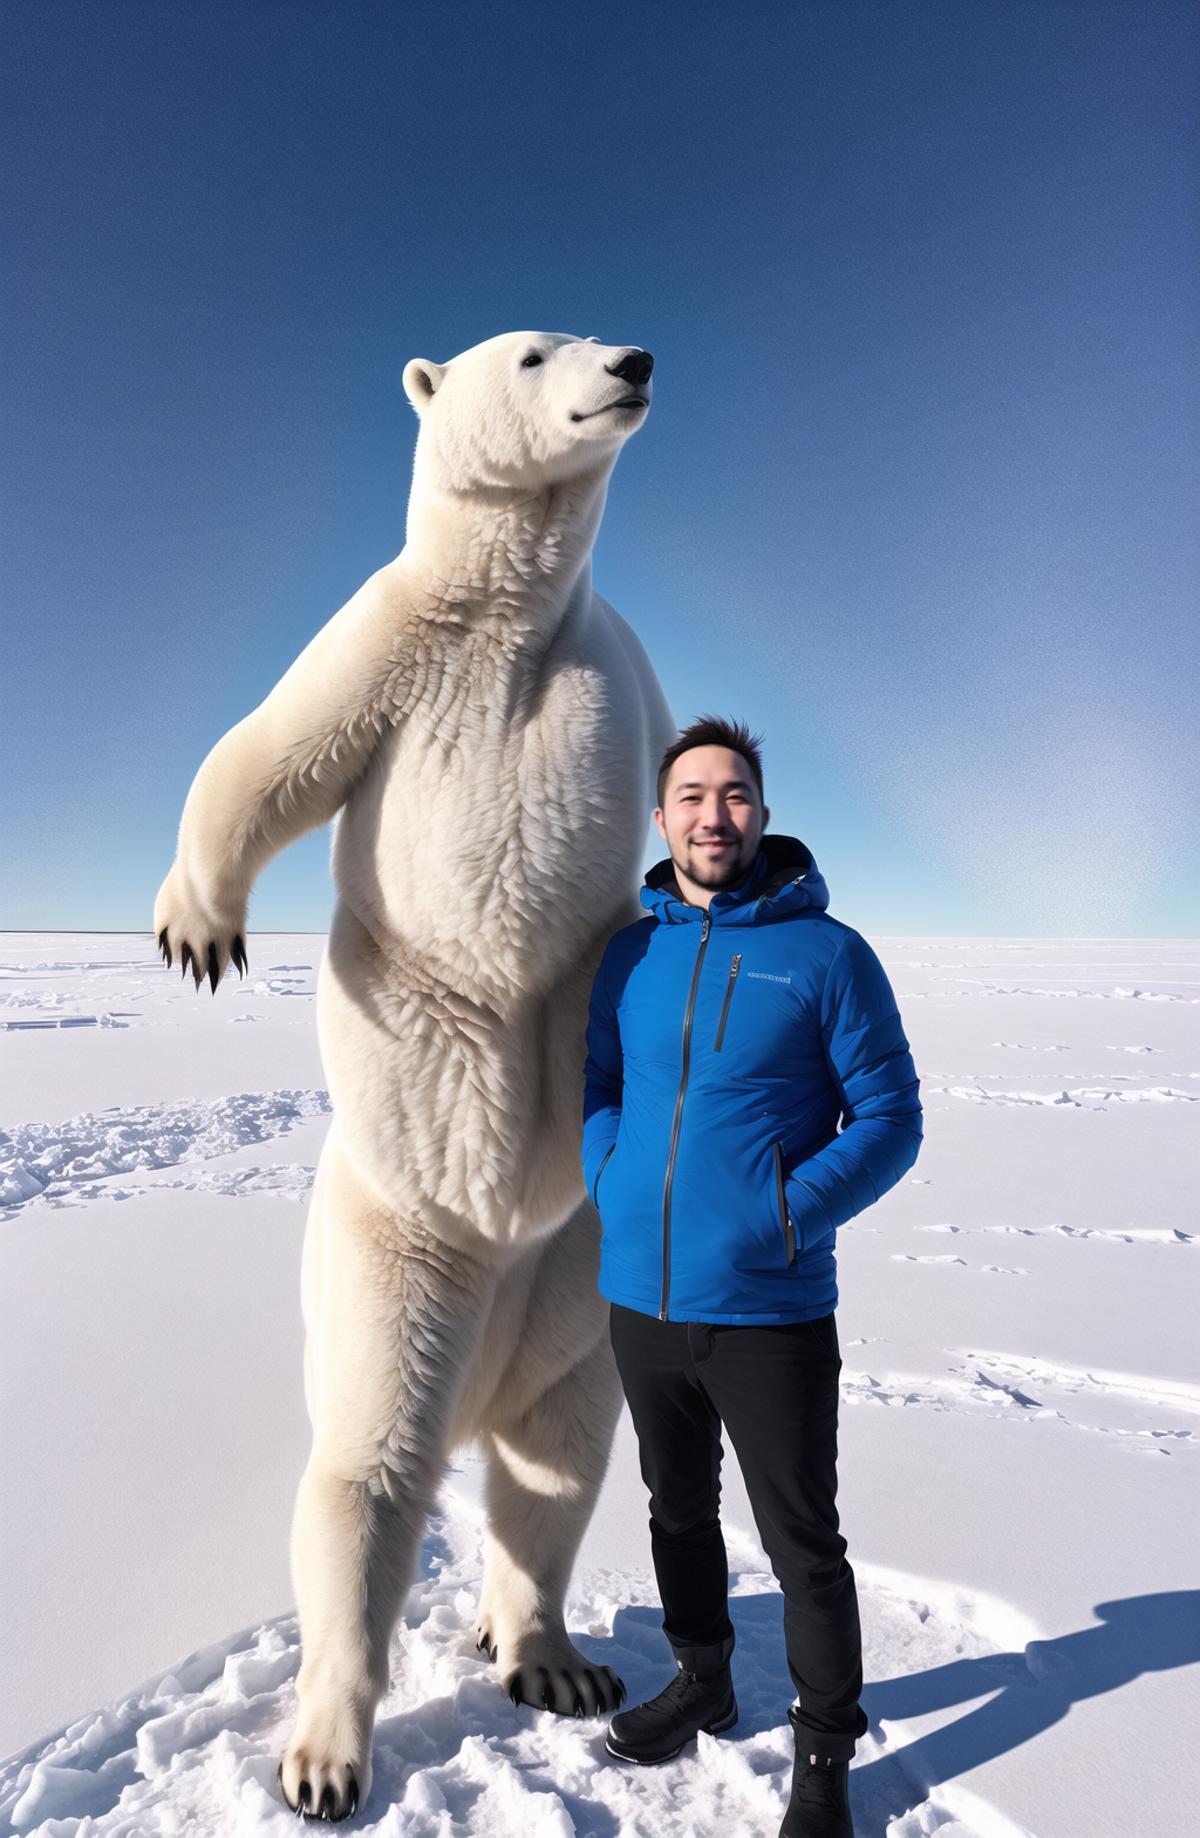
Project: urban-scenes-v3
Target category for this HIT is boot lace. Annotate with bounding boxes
[793,1754,846,1809]
[643,1669,722,1724]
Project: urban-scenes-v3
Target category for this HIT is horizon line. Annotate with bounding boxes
[2,929,1197,944]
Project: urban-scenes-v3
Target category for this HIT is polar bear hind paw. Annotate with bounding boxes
[277,1756,361,1822]
[505,1659,626,1718]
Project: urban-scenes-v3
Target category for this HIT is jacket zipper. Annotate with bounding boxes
[592,1141,616,1208]
[774,1141,796,1265]
[660,913,711,1320]
[713,952,742,1050]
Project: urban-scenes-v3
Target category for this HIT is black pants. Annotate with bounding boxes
[609,1302,869,1760]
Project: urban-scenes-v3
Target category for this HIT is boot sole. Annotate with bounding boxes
[605,1700,739,1766]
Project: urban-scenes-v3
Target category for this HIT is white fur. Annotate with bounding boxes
[154,331,673,1818]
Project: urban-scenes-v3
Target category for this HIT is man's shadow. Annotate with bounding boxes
[607,1589,1200,1837]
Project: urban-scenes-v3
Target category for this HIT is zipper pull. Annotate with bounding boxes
[701,915,711,940]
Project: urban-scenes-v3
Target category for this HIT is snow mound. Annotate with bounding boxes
[840,1349,1198,1452]
[916,1222,1192,1247]
[930,1084,1197,1108]
[0,1090,330,1212]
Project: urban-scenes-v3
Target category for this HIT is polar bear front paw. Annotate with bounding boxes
[278,1732,369,1823]
[153,866,248,994]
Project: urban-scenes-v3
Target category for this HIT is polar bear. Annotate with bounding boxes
[153,331,674,1821]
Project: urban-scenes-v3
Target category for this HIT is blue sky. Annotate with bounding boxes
[2,0,1196,936]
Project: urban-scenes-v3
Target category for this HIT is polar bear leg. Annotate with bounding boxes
[475,1331,626,1716]
[280,1132,493,1819]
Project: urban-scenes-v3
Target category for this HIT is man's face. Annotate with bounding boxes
[654,745,769,902]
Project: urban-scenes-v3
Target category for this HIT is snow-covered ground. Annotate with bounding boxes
[1,933,1196,1837]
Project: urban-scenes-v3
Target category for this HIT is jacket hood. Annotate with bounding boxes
[640,833,830,926]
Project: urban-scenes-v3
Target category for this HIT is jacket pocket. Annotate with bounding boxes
[592,1141,617,1210]
[773,1142,797,1266]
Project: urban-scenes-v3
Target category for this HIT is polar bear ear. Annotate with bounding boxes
[402,358,446,413]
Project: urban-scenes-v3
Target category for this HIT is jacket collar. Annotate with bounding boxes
[640,834,830,926]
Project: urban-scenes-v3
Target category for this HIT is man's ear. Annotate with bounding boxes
[762,805,770,828]
[402,358,446,414]
[653,808,668,843]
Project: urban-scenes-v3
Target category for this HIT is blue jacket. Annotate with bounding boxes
[582,835,922,1324]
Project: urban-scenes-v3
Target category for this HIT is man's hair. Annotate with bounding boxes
[656,715,765,808]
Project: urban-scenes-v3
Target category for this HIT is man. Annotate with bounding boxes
[582,716,922,1838]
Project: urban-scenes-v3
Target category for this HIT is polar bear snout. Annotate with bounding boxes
[568,348,653,425]
[605,348,654,388]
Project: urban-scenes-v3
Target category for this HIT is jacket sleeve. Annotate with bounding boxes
[582,944,624,1206]
[784,930,922,1236]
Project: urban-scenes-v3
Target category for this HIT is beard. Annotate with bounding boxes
[674,833,759,891]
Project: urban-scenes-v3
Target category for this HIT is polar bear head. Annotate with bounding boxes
[402,332,653,493]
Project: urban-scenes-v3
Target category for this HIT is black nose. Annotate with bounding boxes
[606,348,653,388]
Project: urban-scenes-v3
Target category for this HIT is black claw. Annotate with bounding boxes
[297,1780,312,1810]
[207,941,220,995]
[538,1664,554,1710]
[232,933,247,977]
[179,942,193,982]
[347,1776,359,1818]
[317,1784,337,1821]
[476,1629,491,1654]
[509,1669,524,1705]
[158,927,172,969]
[582,1666,601,1714]
[572,1685,586,1718]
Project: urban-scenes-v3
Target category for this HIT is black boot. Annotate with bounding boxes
[779,1707,855,1836]
[605,1658,737,1765]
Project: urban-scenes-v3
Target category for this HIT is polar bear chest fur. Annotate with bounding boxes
[331,592,652,1006]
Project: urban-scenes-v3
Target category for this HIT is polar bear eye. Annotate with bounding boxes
[520,352,544,369]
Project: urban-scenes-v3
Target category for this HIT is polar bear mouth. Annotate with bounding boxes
[569,395,649,423]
